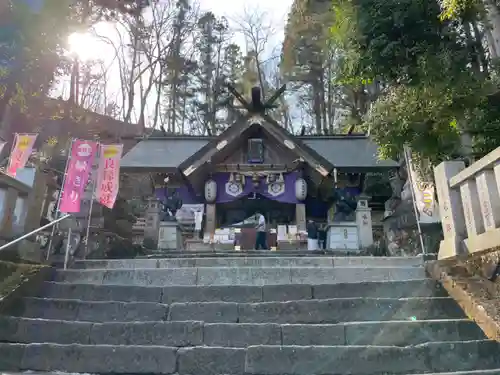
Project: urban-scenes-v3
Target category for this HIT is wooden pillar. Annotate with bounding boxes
[24,168,47,232]
[295,203,306,232]
[205,204,216,239]
[0,187,19,239]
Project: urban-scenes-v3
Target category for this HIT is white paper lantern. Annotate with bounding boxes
[204,179,217,203]
[295,178,307,201]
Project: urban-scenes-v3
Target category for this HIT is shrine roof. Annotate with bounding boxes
[121,134,397,172]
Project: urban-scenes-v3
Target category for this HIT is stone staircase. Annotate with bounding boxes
[1,254,500,374]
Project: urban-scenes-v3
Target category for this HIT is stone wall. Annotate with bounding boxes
[382,157,443,256]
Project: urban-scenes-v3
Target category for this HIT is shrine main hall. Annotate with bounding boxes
[121,112,397,251]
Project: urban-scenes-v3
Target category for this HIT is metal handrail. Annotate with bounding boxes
[0,214,71,252]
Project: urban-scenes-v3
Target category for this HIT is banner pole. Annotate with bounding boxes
[63,227,72,270]
[403,145,427,255]
[46,138,74,261]
[84,143,99,259]
[5,133,18,175]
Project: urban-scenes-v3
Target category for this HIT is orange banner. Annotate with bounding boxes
[95,144,123,209]
[6,133,37,177]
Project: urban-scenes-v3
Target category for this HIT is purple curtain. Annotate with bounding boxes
[214,172,300,204]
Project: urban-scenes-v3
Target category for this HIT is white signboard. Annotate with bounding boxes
[328,226,358,250]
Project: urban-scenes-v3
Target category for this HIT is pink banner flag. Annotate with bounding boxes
[95,144,123,209]
[59,139,98,213]
[6,133,37,177]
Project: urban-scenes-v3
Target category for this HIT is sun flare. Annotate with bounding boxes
[67,32,109,62]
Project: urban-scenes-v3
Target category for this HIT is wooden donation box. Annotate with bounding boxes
[238,227,277,250]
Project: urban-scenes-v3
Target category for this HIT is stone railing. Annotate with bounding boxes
[434,147,500,259]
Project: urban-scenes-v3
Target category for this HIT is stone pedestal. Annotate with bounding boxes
[356,197,373,248]
[24,168,47,233]
[0,187,19,239]
[144,198,161,247]
[158,222,182,250]
[205,204,216,238]
[327,222,359,250]
[17,239,43,263]
[295,203,306,232]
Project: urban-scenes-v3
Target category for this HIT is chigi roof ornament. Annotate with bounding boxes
[226,83,286,115]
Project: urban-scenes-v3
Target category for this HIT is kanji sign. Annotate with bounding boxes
[95,144,123,209]
[6,133,37,177]
[59,139,97,213]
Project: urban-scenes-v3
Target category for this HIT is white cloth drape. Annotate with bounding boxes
[307,238,318,251]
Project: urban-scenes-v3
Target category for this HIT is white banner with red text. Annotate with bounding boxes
[95,143,123,209]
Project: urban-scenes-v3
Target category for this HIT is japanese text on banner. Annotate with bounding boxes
[6,133,37,177]
[59,140,97,213]
[96,144,123,209]
[404,146,440,224]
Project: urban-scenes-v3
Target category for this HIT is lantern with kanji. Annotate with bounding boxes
[295,177,307,201]
[204,179,217,203]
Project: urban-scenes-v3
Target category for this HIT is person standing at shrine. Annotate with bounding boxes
[254,211,267,250]
[307,219,319,251]
[318,223,327,250]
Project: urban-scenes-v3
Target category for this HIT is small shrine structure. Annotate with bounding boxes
[121,85,398,251]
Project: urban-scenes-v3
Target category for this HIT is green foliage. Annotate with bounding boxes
[1,0,152,113]
[331,0,467,86]
[440,0,481,20]
[329,0,500,163]
[367,84,462,164]
[0,1,73,111]
[465,91,500,157]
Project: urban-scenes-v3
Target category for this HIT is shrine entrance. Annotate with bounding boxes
[216,194,295,250]
[218,193,295,228]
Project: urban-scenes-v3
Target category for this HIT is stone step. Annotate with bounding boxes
[167,297,463,323]
[0,317,485,347]
[1,341,500,374]
[139,250,366,258]
[410,372,500,375]
[11,297,168,322]
[3,372,500,375]
[38,279,446,303]
[10,297,464,323]
[244,341,500,375]
[55,266,427,286]
[73,256,423,269]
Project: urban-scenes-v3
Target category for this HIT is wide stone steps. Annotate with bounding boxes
[73,256,423,269]
[9,296,464,323]
[38,279,447,302]
[0,317,485,347]
[3,372,500,375]
[55,266,426,286]
[1,341,500,374]
[140,250,366,258]
[0,255,495,374]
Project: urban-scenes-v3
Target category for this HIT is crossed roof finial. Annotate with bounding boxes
[226,84,286,115]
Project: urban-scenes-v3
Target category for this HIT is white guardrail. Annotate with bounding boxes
[434,147,500,259]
